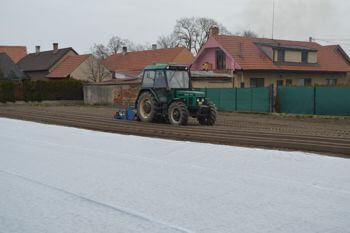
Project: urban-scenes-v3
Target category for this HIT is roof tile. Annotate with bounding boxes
[214,35,350,72]
[103,47,194,76]
[47,55,90,78]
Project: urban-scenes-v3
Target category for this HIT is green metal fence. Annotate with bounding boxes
[278,86,350,116]
[277,87,315,115]
[197,88,271,113]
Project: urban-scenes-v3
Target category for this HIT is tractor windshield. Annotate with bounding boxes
[166,70,190,89]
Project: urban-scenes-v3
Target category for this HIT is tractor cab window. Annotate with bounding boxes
[142,71,155,87]
[154,70,167,88]
[166,70,190,89]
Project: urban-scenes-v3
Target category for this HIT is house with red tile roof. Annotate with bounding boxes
[192,28,350,88]
[103,46,194,78]
[46,54,112,82]
[0,46,27,63]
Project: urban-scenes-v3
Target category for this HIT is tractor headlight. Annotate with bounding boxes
[197,98,205,104]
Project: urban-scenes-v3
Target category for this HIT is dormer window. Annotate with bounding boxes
[302,51,308,63]
[277,50,285,62]
[216,49,226,70]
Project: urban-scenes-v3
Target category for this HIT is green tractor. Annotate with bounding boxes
[135,63,217,126]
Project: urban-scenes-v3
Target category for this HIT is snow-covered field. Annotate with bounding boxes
[0,118,349,233]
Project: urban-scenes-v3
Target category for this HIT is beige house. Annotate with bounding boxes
[46,54,112,82]
[192,28,350,89]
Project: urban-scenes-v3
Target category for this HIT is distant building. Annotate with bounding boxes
[46,54,112,82]
[103,46,194,78]
[17,43,78,81]
[0,46,27,80]
[0,53,27,80]
[0,46,27,63]
[192,27,350,88]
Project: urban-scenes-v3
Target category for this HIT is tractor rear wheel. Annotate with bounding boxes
[137,92,157,123]
[168,102,189,126]
[198,101,217,126]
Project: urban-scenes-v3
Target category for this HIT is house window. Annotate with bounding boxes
[302,51,308,63]
[327,79,337,86]
[277,50,285,62]
[277,80,284,87]
[250,78,265,88]
[216,49,226,70]
[240,82,245,88]
[299,78,312,86]
[286,79,293,86]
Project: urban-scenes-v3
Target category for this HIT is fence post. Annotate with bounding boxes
[313,86,316,115]
[270,84,274,113]
[250,88,253,112]
[235,88,238,111]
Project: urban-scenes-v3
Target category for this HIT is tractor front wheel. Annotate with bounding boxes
[168,102,189,126]
[198,101,217,126]
[137,92,157,123]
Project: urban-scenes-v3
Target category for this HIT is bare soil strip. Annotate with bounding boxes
[1,105,349,157]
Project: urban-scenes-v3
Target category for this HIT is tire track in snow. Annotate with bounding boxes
[0,170,194,233]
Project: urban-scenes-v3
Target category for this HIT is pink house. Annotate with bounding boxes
[191,27,350,88]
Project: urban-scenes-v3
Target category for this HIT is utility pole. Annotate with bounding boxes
[272,0,275,39]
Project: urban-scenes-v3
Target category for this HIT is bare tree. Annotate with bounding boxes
[107,35,126,54]
[174,17,198,53]
[235,30,259,38]
[124,40,152,52]
[172,17,232,54]
[91,43,109,59]
[157,33,179,48]
[85,55,111,83]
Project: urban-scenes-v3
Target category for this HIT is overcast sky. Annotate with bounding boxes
[1,0,350,54]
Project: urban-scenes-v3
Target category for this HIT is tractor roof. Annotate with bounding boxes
[144,63,189,71]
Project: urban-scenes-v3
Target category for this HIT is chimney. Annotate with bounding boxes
[35,45,40,54]
[152,44,157,50]
[309,37,313,42]
[53,43,58,52]
[210,26,219,36]
[122,46,128,55]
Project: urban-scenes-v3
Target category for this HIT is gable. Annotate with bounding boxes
[192,37,240,71]
[47,55,90,78]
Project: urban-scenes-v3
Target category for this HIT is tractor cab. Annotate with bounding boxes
[136,63,216,126]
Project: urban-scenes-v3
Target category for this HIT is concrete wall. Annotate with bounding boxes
[84,83,140,106]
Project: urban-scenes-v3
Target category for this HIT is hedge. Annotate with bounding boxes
[0,80,16,103]
[0,79,83,103]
